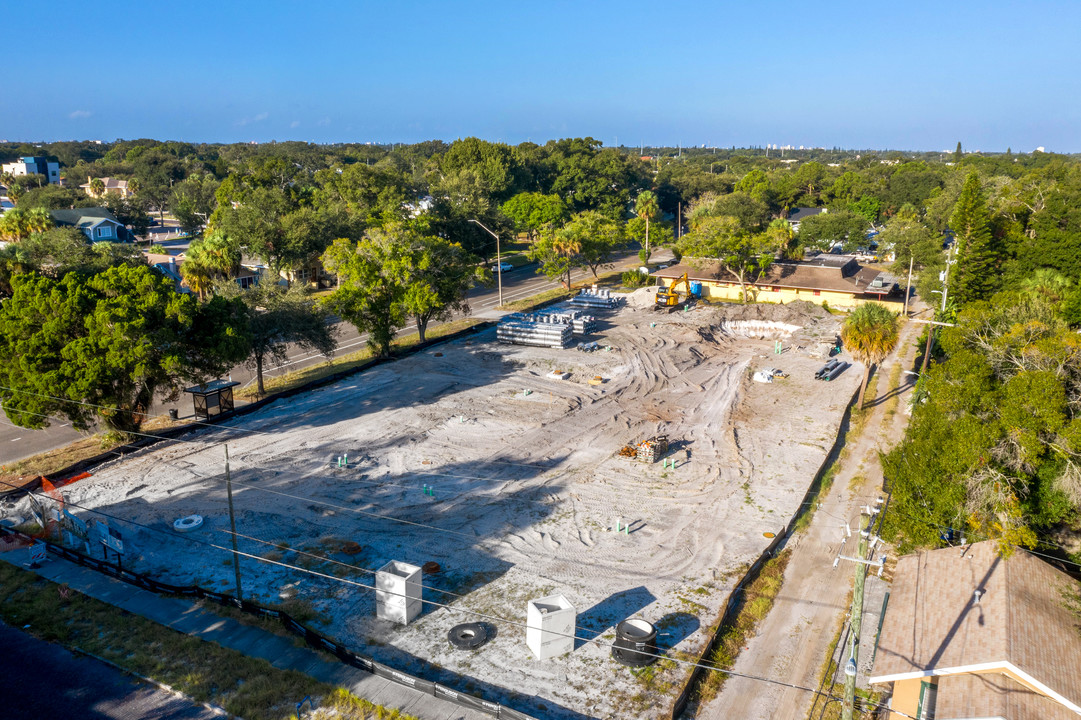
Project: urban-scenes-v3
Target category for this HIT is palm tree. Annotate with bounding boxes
[179,232,240,299]
[635,190,660,256]
[0,208,32,241]
[841,302,900,409]
[89,177,105,197]
[26,207,54,235]
[126,177,140,196]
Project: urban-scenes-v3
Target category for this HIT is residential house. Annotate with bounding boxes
[50,207,131,243]
[652,254,902,311]
[79,176,133,199]
[146,251,261,293]
[870,541,1081,720]
[2,156,60,184]
[786,206,827,232]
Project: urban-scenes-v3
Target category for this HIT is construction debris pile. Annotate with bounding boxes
[570,287,621,309]
[496,316,573,348]
[619,435,670,463]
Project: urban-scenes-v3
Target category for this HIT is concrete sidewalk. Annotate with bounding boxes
[0,550,487,720]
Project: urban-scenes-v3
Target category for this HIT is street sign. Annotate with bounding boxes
[28,541,46,567]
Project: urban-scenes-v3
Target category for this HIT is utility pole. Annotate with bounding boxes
[834,501,885,720]
[469,219,503,307]
[922,244,954,373]
[225,445,243,602]
[903,256,913,317]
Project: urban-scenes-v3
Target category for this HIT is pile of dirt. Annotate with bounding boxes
[713,300,831,324]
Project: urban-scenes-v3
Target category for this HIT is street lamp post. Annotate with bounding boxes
[469,218,503,307]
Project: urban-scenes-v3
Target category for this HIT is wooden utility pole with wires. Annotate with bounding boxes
[834,500,885,720]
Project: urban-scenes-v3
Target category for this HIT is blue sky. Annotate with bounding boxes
[8,1,1081,151]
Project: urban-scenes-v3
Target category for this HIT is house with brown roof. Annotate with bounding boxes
[652,254,902,311]
[80,176,133,198]
[870,541,1081,719]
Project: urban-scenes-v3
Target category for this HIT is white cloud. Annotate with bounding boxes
[69,110,92,119]
[235,112,270,127]
[290,120,301,128]
[317,117,331,127]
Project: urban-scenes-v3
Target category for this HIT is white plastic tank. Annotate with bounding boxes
[526,593,576,660]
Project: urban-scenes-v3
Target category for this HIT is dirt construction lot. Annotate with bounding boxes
[24,290,860,719]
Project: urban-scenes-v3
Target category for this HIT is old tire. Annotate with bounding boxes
[448,622,488,650]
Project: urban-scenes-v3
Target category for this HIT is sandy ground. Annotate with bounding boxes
[695,314,924,720]
[14,290,861,719]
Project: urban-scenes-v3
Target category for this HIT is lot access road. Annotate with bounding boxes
[0,251,651,465]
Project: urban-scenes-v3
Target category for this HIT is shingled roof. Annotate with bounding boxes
[653,257,895,297]
[870,541,1081,715]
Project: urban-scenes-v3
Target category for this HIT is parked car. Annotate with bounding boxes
[492,261,514,273]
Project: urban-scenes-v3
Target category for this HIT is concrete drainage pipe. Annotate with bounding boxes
[173,514,204,532]
[611,619,658,667]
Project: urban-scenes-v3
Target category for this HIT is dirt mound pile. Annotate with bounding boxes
[714,300,830,324]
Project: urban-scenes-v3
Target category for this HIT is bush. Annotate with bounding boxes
[638,248,652,264]
[622,270,650,288]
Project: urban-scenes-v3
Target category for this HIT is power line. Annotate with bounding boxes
[1,477,849,705]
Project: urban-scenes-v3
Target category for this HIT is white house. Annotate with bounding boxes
[2,156,60,184]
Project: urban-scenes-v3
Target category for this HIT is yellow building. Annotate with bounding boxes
[652,255,905,312]
[870,541,1081,720]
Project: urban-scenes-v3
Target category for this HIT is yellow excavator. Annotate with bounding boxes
[655,273,692,312]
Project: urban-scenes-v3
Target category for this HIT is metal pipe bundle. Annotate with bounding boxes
[497,318,573,348]
[570,288,620,308]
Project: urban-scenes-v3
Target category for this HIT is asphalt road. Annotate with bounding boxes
[0,249,652,466]
[0,621,221,720]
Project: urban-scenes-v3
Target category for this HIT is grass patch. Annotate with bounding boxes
[882,362,903,419]
[239,317,486,400]
[791,460,839,534]
[694,549,792,705]
[0,561,414,720]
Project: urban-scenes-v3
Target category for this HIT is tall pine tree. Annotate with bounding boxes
[949,173,997,306]
[953,141,963,162]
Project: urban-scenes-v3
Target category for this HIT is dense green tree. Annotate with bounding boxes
[500,192,568,242]
[322,229,411,357]
[170,173,220,236]
[882,292,1081,551]
[677,215,780,302]
[13,184,96,211]
[0,228,143,296]
[215,281,336,395]
[561,211,626,278]
[796,210,868,252]
[878,204,941,274]
[949,173,998,305]
[840,302,900,408]
[687,191,770,232]
[0,265,249,435]
[400,234,482,342]
[102,192,151,238]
